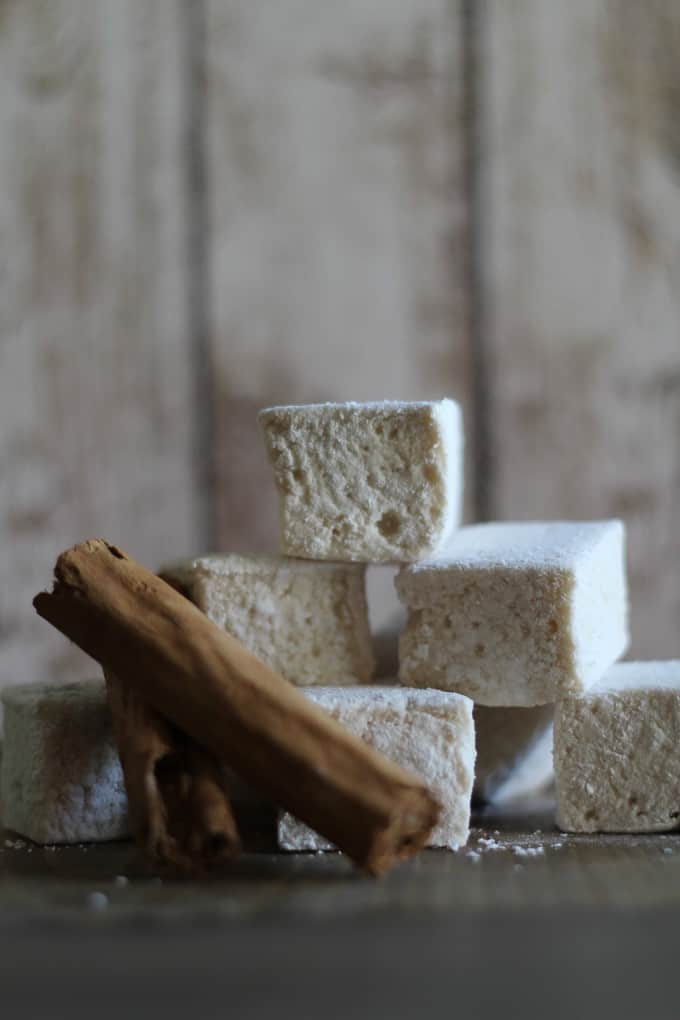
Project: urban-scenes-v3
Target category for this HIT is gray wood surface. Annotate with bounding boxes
[2,914,679,1020]
[203,0,474,550]
[2,807,679,1017]
[5,805,680,915]
[481,0,680,657]
[0,0,200,695]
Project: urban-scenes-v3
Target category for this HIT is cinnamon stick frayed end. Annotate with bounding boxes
[34,539,440,876]
[362,792,440,877]
[105,672,241,877]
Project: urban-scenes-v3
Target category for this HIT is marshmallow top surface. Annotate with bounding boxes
[300,684,470,714]
[402,520,624,574]
[259,398,455,416]
[1,678,104,709]
[583,661,680,695]
[165,553,364,578]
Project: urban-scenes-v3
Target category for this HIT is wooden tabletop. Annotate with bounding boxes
[1,800,679,1018]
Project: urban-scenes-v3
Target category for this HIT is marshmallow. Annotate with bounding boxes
[163,554,374,686]
[397,521,629,706]
[1,680,127,844]
[555,661,680,833]
[258,400,463,563]
[278,685,475,851]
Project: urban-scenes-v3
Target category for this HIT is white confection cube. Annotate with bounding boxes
[473,705,554,805]
[0,680,265,843]
[163,554,374,686]
[366,564,407,679]
[277,685,475,851]
[1,680,128,844]
[555,662,680,833]
[396,521,629,707]
[371,612,403,681]
[258,400,463,563]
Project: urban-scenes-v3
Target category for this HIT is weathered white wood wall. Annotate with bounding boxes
[0,0,679,689]
[0,1,199,689]
[482,0,680,655]
[204,0,474,550]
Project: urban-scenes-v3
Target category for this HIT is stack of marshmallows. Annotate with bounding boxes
[3,400,679,848]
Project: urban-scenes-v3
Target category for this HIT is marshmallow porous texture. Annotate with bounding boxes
[258,399,464,563]
[1,680,128,844]
[396,520,629,706]
[473,705,554,805]
[162,553,375,686]
[277,685,475,851]
[0,678,269,844]
[555,661,680,833]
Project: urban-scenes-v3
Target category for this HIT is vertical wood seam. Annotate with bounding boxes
[183,0,218,551]
[462,0,492,522]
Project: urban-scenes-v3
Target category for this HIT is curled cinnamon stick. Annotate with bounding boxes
[34,539,439,875]
[105,672,241,876]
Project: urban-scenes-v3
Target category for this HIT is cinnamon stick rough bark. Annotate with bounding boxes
[34,540,440,875]
[105,672,241,876]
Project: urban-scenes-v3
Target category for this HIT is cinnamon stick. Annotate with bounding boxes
[105,672,241,876]
[34,539,439,875]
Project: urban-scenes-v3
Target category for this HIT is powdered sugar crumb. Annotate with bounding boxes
[477,836,505,851]
[512,844,544,858]
[87,891,109,912]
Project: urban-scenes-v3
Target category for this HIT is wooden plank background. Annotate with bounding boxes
[1,0,679,690]
[0,0,200,693]
[482,0,680,657]
[204,0,473,550]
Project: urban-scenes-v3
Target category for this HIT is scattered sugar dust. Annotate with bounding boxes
[87,891,109,912]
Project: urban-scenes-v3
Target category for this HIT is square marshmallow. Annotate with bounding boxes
[278,686,475,851]
[1,680,128,843]
[0,681,264,843]
[396,521,629,706]
[555,662,680,833]
[258,400,463,563]
[162,554,375,686]
[473,705,554,806]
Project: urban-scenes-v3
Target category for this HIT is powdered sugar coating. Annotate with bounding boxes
[397,520,629,706]
[278,685,475,851]
[260,400,444,414]
[555,661,680,833]
[585,660,680,695]
[167,553,362,578]
[402,521,624,575]
[258,399,463,563]
[163,553,374,686]
[1,680,128,844]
